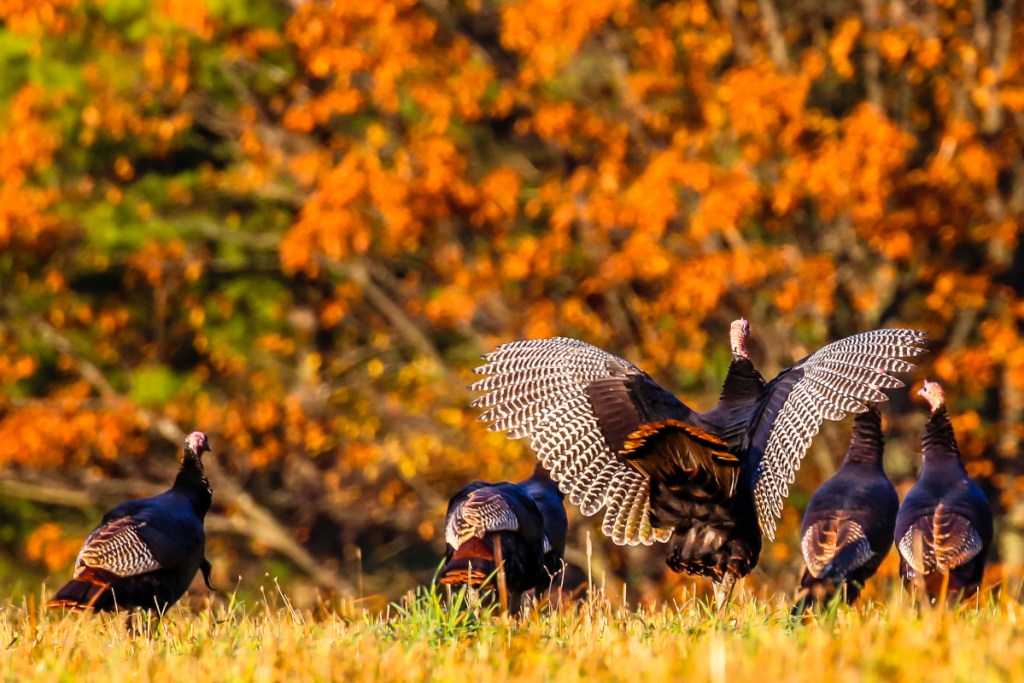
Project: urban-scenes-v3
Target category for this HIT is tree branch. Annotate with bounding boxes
[860,0,882,108]
[321,257,450,373]
[714,0,752,63]
[757,0,790,70]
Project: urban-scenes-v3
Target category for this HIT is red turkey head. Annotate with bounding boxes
[185,431,211,459]
[730,318,751,359]
[918,380,945,413]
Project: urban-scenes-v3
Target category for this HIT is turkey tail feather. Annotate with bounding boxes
[48,572,113,610]
[621,419,739,498]
[438,536,498,587]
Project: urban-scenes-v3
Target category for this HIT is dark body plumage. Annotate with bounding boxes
[439,465,567,612]
[895,382,993,601]
[471,322,926,603]
[50,432,215,612]
[795,407,898,608]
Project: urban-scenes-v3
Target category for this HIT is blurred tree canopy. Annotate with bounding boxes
[0,0,1022,603]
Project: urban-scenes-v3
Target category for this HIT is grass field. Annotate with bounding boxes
[2,581,1023,683]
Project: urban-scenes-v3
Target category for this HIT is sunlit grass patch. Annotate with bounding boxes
[2,582,1023,682]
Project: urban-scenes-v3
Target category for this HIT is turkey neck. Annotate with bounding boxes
[700,356,765,442]
[842,410,885,467]
[524,463,563,499]
[920,406,965,471]
[717,357,764,405]
[173,446,213,517]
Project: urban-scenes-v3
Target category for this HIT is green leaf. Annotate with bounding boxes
[130,364,184,407]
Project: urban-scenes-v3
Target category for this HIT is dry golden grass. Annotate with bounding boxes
[2,582,1023,682]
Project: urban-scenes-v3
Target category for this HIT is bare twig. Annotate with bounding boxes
[714,0,752,63]
[999,363,1022,459]
[860,0,882,108]
[320,257,449,372]
[493,535,508,614]
[28,318,117,399]
[979,0,1016,134]
[757,0,790,70]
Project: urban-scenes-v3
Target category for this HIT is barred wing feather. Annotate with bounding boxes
[752,329,927,540]
[74,517,162,578]
[898,504,984,575]
[471,337,680,546]
[801,515,873,579]
[445,488,522,548]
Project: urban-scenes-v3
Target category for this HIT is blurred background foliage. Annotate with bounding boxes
[0,0,1023,608]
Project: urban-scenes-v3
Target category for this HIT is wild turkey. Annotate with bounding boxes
[471,320,925,604]
[49,431,216,612]
[895,381,993,601]
[439,464,567,612]
[794,406,898,610]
